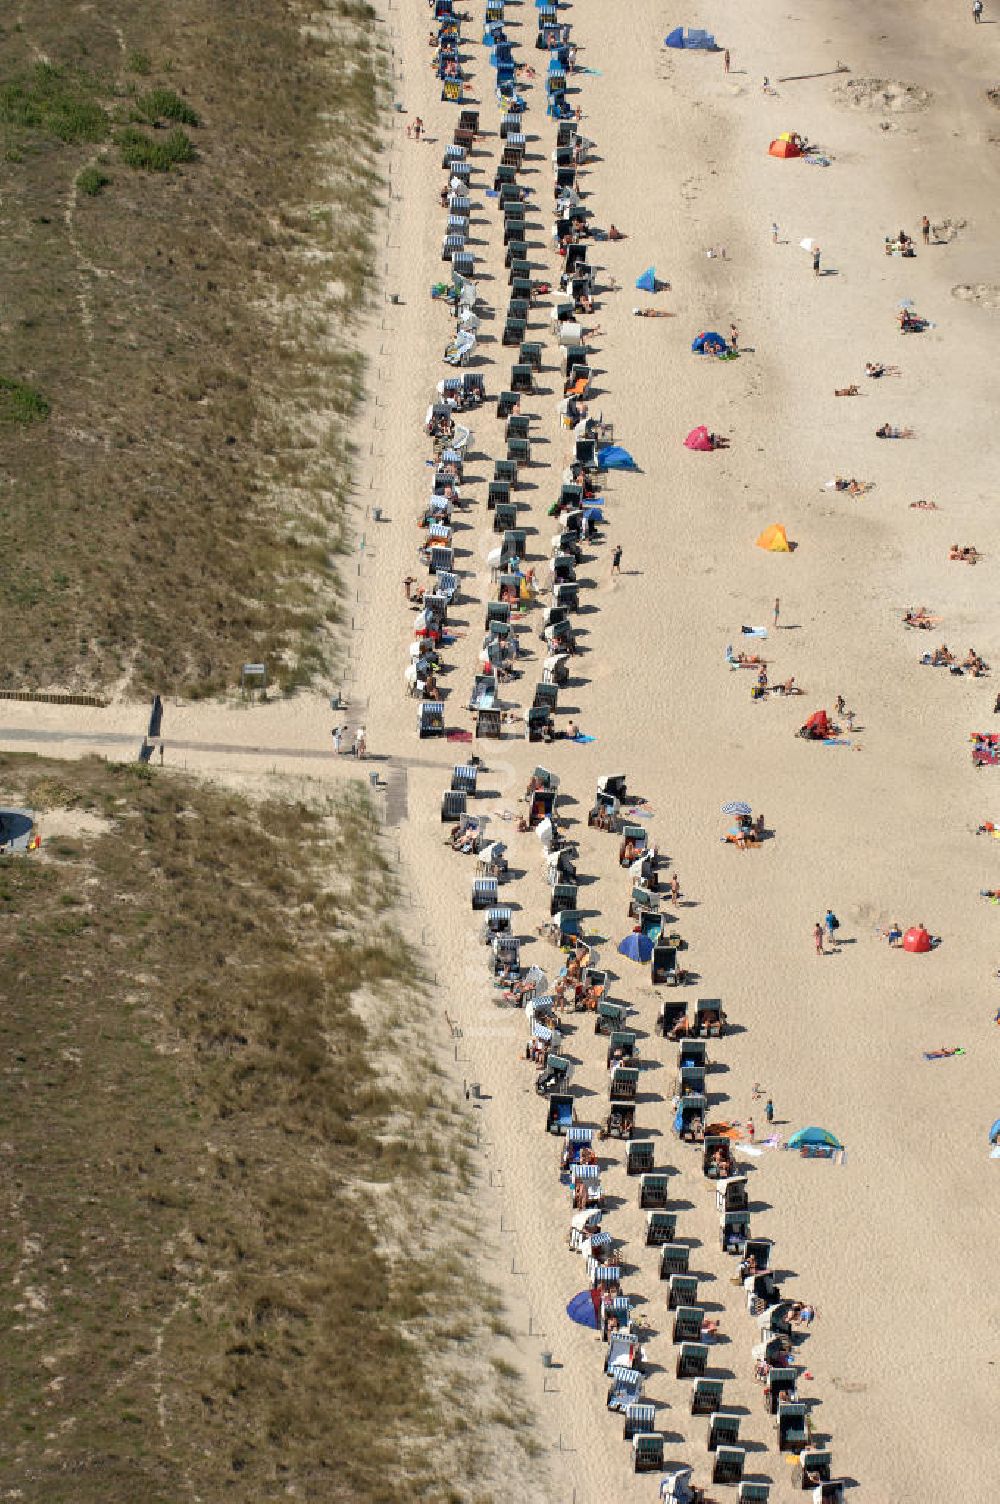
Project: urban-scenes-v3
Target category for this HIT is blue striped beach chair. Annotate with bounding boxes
[623,1401,654,1441]
[451,763,478,794]
[472,876,498,910]
[606,1366,643,1413]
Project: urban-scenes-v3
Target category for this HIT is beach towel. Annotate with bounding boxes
[923,1046,964,1060]
[570,733,596,743]
[741,626,768,637]
[446,729,473,742]
[822,738,853,747]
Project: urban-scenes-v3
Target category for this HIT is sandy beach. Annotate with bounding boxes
[348,0,1000,1497]
[4,0,999,1497]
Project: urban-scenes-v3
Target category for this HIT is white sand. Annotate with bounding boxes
[3,0,999,1497]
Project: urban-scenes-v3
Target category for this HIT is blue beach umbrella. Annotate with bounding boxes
[566,1290,601,1328]
[721,801,752,816]
[989,1118,1000,1144]
[635,266,657,293]
[618,931,654,963]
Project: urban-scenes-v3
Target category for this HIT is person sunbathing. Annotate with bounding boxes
[607,224,626,240]
[910,498,938,510]
[834,384,859,396]
[903,607,935,628]
[735,651,765,666]
[949,544,980,564]
[828,476,867,495]
[929,643,954,666]
[964,649,989,676]
[875,423,914,439]
[777,676,801,695]
[632,307,671,318]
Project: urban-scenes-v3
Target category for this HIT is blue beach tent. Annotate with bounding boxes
[664,26,717,50]
[635,266,656,293]
[598,445,638,471]
[691,330,728,355]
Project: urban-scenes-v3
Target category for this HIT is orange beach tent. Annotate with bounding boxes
[756,523,790,552]
[768,135,802,159]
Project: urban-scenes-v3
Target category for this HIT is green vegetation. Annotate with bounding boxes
[0,756,541,1502]
[134,86,200,126]
[0,61,108,145]
[116,124,196,170]
[76,163,110,195]
[0,376,50,424]
[0,1,386,695]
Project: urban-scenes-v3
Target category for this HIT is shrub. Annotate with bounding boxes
[77,165,110,196]
[135,88,200,126]
[0,378,50,424]
[127,51,153,76]
[117,125,196,171]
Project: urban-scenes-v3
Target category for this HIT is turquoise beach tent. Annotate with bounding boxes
[787,1126,842,1150]
[635,266,656,293]
[664,26,717,50]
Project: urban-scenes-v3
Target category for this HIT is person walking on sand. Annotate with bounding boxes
[973,0,984,21]
[670,871,680,904]
[723,48,730,73]
[812,245,821,276]
[765,1097,774,1125]
[836,694,846,718]
[413,116,423,140]
[746,1118,755,1142]
[611,544,622,575]
[771,222,779,244]
[773,596,780,629]
[332,726,344,756]
[814,922,825,955]
[921,214,930,246]
[729,323,739,352]
[825,908,840,945]
[354,726,367,759]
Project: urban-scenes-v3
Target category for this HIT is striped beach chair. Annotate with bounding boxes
[623,1401,655,1441]
[587,1258,620,1289]
[451,763,478,795]
[606,1366,643,1413]
[471,876,498,910]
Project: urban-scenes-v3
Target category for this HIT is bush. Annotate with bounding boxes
[127,51,153,76]
[135,88,200,126]
[0,377,50,424]
[117,126,196,171]
[77,165,110,196]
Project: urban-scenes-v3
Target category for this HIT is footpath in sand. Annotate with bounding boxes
[4,0,999,1500]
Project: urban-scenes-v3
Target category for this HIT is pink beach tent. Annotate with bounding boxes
[684,425,714,451]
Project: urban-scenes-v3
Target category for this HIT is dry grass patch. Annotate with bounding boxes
[0,1,386,696]
[0,756,544,1502]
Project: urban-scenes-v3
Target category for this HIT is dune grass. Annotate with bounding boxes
[0,755,542,1502]
[0,1,386,696]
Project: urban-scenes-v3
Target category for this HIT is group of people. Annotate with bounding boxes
[331,724,366,758]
